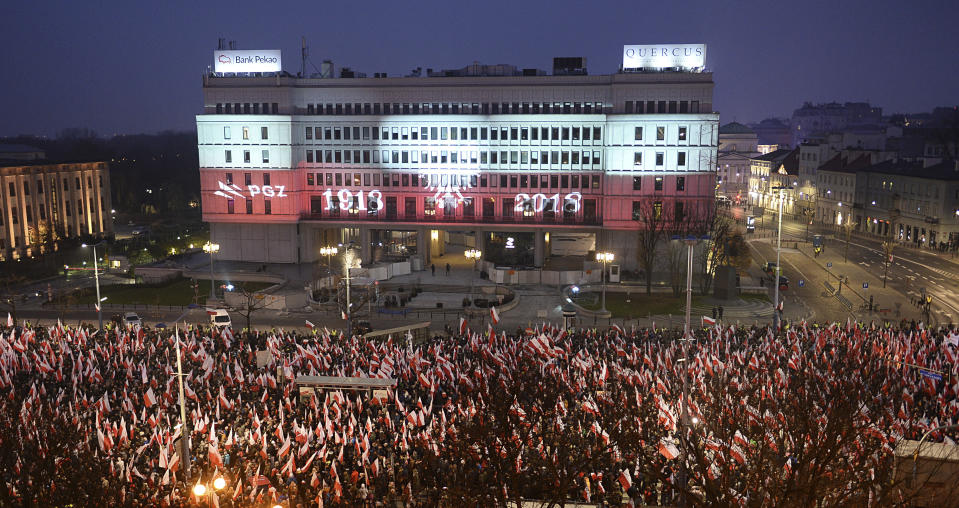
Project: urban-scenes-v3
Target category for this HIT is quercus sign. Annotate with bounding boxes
[214,180,288,200]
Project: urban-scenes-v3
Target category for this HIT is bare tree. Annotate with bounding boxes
[230,285,275,331]
[634,200,671,296]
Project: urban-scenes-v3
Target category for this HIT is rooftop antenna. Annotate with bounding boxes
[301,36,309,77]
[229,40,237,50]
[217,38,226,50]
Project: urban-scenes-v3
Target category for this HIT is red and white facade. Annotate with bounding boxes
[197,57,718,270]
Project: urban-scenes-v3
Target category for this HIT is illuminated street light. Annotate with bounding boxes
[82,242,104,333]
[596,252,614,314]
[203,242,220,300]
[320,246,338,271]
[193,483,206,496]
[213,477,226,490]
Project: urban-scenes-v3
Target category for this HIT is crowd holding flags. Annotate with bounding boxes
[0,316,956,506]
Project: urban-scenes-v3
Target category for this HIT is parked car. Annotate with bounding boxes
[778,276,789,290]
[123,312,142,328]
[209,309,232,329]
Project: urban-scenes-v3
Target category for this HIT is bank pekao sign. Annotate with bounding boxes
[622,44,706,69]
[214,50,282,73]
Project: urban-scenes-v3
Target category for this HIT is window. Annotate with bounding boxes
[264,200,271,215]
[674,201,684,221]
[653,201,663,219]
[226,173,233,185]
[632,201,642,220]
[224,126,231,139]
[634,127,643,140]
[8,182,14,196]
[656,152,664,166]
[307,173,315,186]
[243,150,251,163]
[242,126,249,140]
[655,176,664,191]
[633,177,642,190]
[679,126,687,141]
[633,152,643,166]
[305,127,312,140]
[656,126,665,141]
[261,127,268,139]
[262,150,270,163]
[263,173,271,186]
[306,150,314,163]
[225,150,232,163]
[676,177,685,191]
[227,199,234,214]
[244,173,252,186]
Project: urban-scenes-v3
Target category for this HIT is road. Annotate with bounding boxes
[744,208,959,326]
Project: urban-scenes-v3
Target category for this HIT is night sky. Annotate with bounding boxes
[2,0,957,137]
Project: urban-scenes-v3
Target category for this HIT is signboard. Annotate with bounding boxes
[623,44,706,69]
[215,180,288,200]
[214,50,282,73]
[826,262,833,268]
[920,370,943,381]
[862,282,869,289]
[798,279,805,287]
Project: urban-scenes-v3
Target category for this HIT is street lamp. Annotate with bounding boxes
[203,242,220,300]
[772,185,793,329]
[320,246,338,272]
[465,248,482,270]
[193,475,227,506]
[81,242,104,332]
[882,241,894,288]
[596,252,614,314]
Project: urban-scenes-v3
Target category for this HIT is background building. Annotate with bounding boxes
[717,122,759,204]
[197,47,719,272]
[0,149,112,260]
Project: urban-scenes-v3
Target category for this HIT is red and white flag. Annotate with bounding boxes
[6,313,11,327]
[305,320,315,330]
[618,469,632,491]
[702,316,716,327]
[490,306,500,325]
[341,310,348,320]
[459,317,468,335]
[659,439,680,460]
[143,388,157,408]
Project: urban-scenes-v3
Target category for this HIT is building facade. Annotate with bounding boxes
[197,52,719,270]
[0,161,112,260]
[717,122,759,204]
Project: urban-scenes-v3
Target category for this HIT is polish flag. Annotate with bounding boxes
[143,388,157,408]
[208,444,224,468]
[659,439,680,460]
[305,320,315,330]
[459,318,468,335]
[618,469,632,491]
[490,306,500,325]
[702,316,716,327]
[6,313,11,327]
[341,310,348,320]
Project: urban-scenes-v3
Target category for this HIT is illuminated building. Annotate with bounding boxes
[197,47,719,271]
[0,156,112,260]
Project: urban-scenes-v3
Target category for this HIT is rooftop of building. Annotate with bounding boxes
[719,122,754,135]
[818,153,873,174]
[752,148,795,163]
[859,158,959,181]
[0,144,44,153]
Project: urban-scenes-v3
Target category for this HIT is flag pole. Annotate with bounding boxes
[175,324,191,481]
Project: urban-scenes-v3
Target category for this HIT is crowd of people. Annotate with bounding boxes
[1,317,957,506]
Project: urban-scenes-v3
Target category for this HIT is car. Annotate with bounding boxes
[209,308,232,329]
[123,312,142,328]
[778,276,789,290]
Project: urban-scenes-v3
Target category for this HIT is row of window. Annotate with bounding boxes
[223,199,272,215]
[298,171,604,191]
[634,126,686,142]
[225,150,270,164]
[633,175,685,192]
[300,101,609,116]
[624,100,701,114]
[303,149,604,167]
[303,125,604,143]
[215,103,279,114]
[5,175,103,197]
[633,151,687,167]
[223,126,269,141]
[0,197,103,227]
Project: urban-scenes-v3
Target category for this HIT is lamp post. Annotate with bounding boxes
[772,185,792,329]
[882,241,894,288]
[465,248,482,303]
[342,248,355,337]
[81,242,104,332]
[595,252,614,314]
[320,246,338,273]
[203,242,220,301]
[193,475,227,506]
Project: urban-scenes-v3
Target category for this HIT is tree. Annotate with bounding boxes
[230,285,275,331]
[634,200,671,296]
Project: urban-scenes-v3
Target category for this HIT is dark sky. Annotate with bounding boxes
[2,0,957,137]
